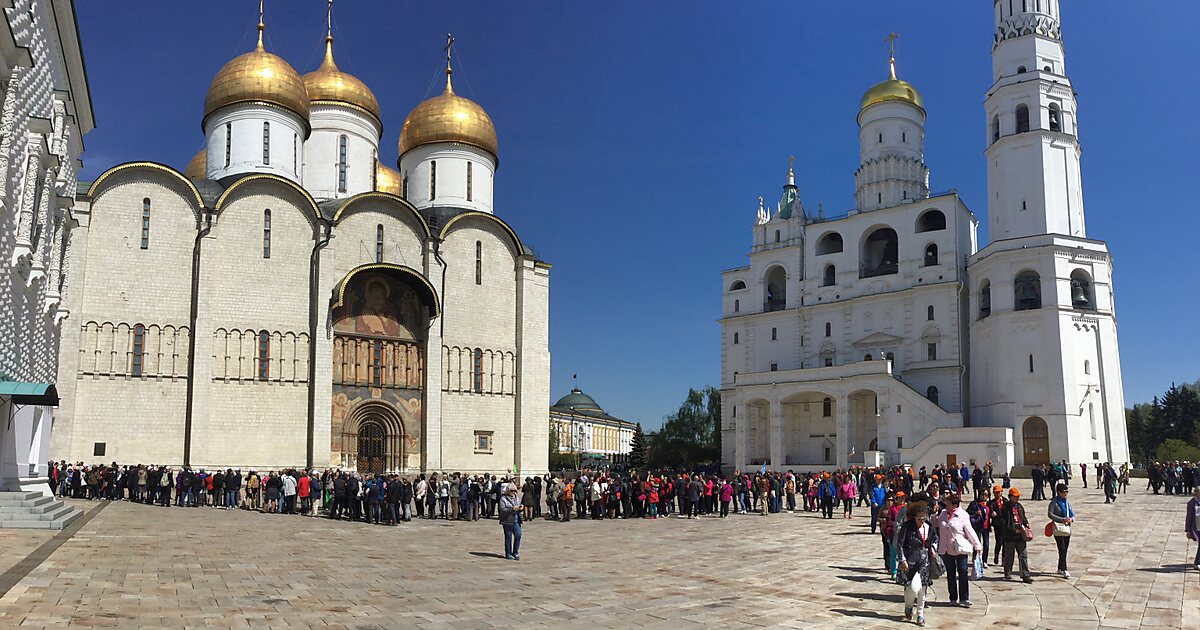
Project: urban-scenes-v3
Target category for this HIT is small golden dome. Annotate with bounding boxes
[203,25,309,126]
[302,37,380,123]
[398,71,497,160]
[859,57,924,117]
[184,148,206,179]
[375,163,402,196]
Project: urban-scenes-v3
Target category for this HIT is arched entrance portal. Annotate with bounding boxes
[1022,416,1050,465]
[330,264,437,472]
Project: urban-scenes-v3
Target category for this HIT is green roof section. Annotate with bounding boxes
[0,382,59,406]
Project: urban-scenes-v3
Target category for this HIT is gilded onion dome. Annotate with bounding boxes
[183,148,206,179]
[302,36,381,123]
[397,69,497,160]
[859,56,924,118]
[203,23,310,126]
[375,163,403,196]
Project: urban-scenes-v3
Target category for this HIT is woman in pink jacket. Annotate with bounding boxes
[933,494,983,607]
[839,475,858,519]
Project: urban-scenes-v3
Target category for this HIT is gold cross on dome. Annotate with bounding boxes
[444,33,455,72]
[885,32,899,56]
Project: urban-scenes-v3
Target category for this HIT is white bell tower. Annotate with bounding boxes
[984,0,1084,240]
[968,0,1129,468]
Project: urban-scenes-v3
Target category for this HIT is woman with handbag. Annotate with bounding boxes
[1048,483,1075,577]
[898,501,939,627]
[934,493,983,607]
[1000,488,1034,583]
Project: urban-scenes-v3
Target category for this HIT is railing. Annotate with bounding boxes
[859,262,898,279]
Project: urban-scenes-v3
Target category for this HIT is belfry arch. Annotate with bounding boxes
[330,264,439,472]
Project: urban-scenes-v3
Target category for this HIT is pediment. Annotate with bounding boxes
[852,331,905,349]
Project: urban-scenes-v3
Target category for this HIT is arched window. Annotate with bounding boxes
[822,397,832,417]
[1014,271,1042,310]
[917,210,946,232]
[729,280,746,292]
[257,330,270,381]
[816,232,843,255]
[337,135,348,193]
[475,241,483,285]
[991,115,1000,143]
[923,243,938,267]
[764,266,786,311]
[1017,65,1027,74]
[1089,403,1096,439]
[1015,105,1030,133]
[262,122,270,164]
[733,332,739,345]
[824,322,832,337]
[371,340,383,387]
[140,198,150,249]
[1029,354,1035,373]
[864,354,873,361]
[224,123,232,167]
[771,327,777,341]
[861,227,899,278]
[823,264,836,287]
[1070,269,1095,310]
[131,324,145,377]
[886,352,895,363]
[926,386,939,405]
[1048,103,1062,133]
[1084,360,1090,375]
[375,225,384,263]
[472,348,484,393]
[429,160,437,200]
[979,280,992,318]
[774,230,781,243]
[733,299,740,313]
[927,305,935,321]
[466,161,473,202]
[263,209,272,258]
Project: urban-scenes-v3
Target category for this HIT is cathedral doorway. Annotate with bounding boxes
[1022,416,1050,465]
[357,419,387,475]
[330,264,439,472]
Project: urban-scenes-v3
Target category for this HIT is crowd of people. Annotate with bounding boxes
[48,457,1191,625]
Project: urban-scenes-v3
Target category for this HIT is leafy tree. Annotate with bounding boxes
[1155,438,1200,464]
[547,417,573,471]
[629,423,647,470]
[647,386,721,469]
[1157,383,1200,445]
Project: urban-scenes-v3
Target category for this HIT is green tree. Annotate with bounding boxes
[1155,438,1200,464]
[1157,383,1200,444]
[647,386,721,469]
[629,423,647,470]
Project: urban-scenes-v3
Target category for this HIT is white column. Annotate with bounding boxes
[11,148,41,268]
[836,395,850,469]
[734,400,747,469]
[768,401,783,468]
[0,67,23,207]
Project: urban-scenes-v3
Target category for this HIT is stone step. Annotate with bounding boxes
[0,505,74,521]
[0,491,43,502]
[0,498,57,513]
[0,494,81,529]
[0,496,51,507]
[53,509,82,529]
[0,520,53,529]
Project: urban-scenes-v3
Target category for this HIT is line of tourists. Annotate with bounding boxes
[1147,461,1197,495]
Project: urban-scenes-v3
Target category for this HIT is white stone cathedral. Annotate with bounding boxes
[720,1,1128,473]
[50,13,550,475]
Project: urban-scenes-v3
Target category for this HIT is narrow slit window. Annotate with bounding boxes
[131,324,145,377]
[224,123,232,166]
[263,209,271,258]
[140,198,150,249]
[371,340,383,387]
[430,160,437,200]
[472,348,484,393]
[257,330,271,381]
[402,171,408,199]
[337,135,348,193]
[371,149,378,189]
[293,133,298,172]
[376,224,384,263]
[475,240,482,285]
[466,161,473,201]
[262,122,270,164]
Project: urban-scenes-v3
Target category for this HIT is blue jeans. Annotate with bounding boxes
[502,521,522,558]
[225,490,236,508]
[942,553,970,603]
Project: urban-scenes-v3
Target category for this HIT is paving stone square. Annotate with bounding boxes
[0,479,1195,629]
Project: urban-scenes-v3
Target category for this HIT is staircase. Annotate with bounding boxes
[0,492,82,529]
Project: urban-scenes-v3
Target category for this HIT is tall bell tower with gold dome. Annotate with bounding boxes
[397,35,498,216]
[201,5,309,183]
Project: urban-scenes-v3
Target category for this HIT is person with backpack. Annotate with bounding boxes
[818,473,837,519]
[559,477,574,522]
[1047,483,1075,577]
[999,488,1033,583]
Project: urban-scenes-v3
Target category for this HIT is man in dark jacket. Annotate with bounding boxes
[330,473,347,519]
[999,488,1033,583]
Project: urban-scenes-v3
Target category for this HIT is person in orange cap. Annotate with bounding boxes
[999,487,1033,583]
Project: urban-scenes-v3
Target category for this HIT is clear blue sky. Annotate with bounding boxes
[75,2,1198,430]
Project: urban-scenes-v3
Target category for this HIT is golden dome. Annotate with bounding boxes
[375,163,402,196]
[302,37,380,123]
[859,57,924,117]
[203,25,309,126]
[183,148,206,179]
[398,71,497,160]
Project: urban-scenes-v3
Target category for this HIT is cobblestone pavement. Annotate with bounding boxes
[0,479,1194,629]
